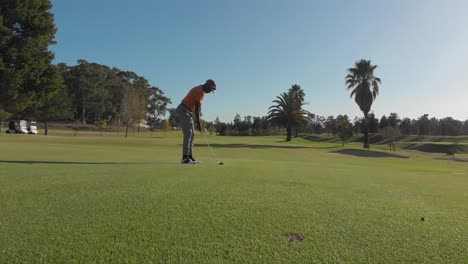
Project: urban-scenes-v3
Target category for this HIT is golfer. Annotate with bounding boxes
[176,79,216,164]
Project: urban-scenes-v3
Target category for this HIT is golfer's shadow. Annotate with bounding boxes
[0,160,178,165]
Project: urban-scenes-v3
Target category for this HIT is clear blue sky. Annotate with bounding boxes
[50,0,468,122]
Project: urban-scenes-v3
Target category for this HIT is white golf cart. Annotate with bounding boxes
[28,121,38,135]
[18,120,29,134]
[5,120,26,134]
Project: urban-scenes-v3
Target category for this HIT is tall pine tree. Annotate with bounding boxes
[0,0,59,114]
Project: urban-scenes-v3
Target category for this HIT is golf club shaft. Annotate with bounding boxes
[200,131,219,162]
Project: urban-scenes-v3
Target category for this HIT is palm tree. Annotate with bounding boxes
[345,59,381,148]
[268,91,310,141]
[288,84,306,137]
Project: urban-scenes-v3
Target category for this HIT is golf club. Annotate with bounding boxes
[200,131,224,165]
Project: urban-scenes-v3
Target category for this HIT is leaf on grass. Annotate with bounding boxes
[287,233,304,242]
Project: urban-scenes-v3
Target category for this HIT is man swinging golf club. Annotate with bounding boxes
[177,79,216,164]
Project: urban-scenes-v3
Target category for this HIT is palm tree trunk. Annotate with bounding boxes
[364,113,370,148]
[286,124,292,141]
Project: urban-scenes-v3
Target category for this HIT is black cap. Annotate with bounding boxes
[205,79,216,90]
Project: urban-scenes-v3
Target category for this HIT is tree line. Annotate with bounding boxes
[60,60,171,133]
[207,111,468,137]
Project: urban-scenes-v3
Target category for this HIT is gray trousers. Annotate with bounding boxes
[176,103,195,156]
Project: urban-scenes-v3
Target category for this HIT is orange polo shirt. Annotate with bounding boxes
[182,85,205,112]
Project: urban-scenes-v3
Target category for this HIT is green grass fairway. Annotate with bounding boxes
[1,133,467,263]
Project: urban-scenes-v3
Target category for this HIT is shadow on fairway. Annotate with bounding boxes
[193,143,337,150]
[0,160,178,165]
[436,157,468,163]
[193,143,309,149]
[331,149,409,158]
[273,141,339,149]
